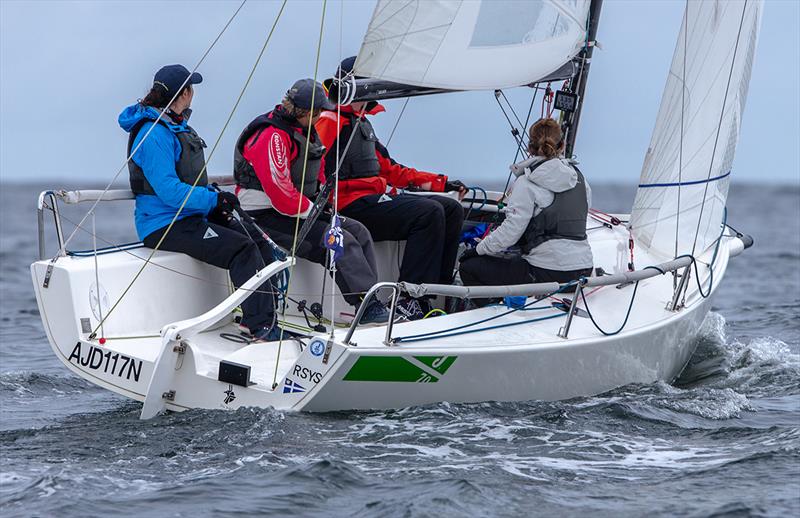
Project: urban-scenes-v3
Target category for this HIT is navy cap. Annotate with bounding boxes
[286,79,335,111]
[153,64,202,95]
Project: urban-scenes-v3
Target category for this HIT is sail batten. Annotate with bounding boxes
[354,0,591,90]
[630,0,763,258]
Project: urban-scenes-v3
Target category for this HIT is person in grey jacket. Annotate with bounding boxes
[459,119,593,301]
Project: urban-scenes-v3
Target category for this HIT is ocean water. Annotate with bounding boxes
[1,182,798,517]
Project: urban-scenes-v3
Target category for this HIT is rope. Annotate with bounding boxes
[394,283,574,343]
[385,97,411,146]
[690,0,748,257]
[89,0,288,337]
[56,0,249,257]
[580,280,640,336]
[395,313,565,344]
[675,2,687,273]
[274,0,327,389]
[500,88,538,199]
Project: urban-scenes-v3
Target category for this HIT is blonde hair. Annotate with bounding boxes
[528,118,562,159]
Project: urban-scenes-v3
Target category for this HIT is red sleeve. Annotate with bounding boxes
[243,127,312,217]
[315,111,344,153]
[375,143,448,192]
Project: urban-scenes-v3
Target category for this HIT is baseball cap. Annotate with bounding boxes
[286,79,335,111]
[153,64,203,94]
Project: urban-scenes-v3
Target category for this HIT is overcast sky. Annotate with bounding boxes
[1,0,798,186]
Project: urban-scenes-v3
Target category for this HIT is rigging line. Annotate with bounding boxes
[675,0,688,274]
[91,212,104,338]
[690,0,748,257]
[501,88,539,197]
[56,0,249,257]
[275,0,327,389]
[328,0,344,336]
[89,0,288,338]
[385,97,410,147]
[493,94,528,159]
[499,90,528,138]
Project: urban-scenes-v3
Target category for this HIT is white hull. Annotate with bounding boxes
[30,216,739,414]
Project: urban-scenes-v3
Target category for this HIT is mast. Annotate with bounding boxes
[564,0,604,158]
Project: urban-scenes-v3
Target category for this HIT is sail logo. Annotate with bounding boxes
[283,379,306,393]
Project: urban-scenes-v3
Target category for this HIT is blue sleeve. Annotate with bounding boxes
[132,123,218,213]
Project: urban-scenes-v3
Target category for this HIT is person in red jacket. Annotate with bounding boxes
[234,79,389,324]
[316,57,466,320]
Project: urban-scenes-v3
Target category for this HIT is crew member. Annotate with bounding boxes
[119,64,279,340]
[234,79,389,324]
[316,57,467,320]
[458,118,594,304]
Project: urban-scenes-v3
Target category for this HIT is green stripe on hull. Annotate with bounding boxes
[342,356,457,383]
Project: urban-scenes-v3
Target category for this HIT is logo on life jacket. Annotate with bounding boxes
[203,227,218,239]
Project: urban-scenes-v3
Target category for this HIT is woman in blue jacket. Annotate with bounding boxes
[118,64,278,341]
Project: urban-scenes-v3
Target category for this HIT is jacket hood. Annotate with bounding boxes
[522,157,577,194]
[118,103,185,133]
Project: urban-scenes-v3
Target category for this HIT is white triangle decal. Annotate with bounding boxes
[203,227,219,239]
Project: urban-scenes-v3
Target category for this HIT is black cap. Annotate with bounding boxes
[153,64,203,94]
[286,79,335,111]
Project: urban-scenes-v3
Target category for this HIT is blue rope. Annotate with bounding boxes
[394,283,574,343]
[394,312,565,344]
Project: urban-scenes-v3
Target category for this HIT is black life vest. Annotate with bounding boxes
[517,159,589,254]
[337,113,381,181]
[127,117,208,195]
[233,111,324,199]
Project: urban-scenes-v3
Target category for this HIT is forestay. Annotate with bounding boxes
[630,0,763,258]
[353,0,591,90]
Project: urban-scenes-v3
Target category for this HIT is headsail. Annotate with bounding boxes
[353,0,591,90]
[630,0,763,259]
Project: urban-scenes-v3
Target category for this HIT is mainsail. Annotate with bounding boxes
[353,0,591,90]
[630,0,763,259]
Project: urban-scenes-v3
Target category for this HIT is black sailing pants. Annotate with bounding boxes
[248,209,379,307]
[143,214,276,331]
[459,254,593,306]
[341,193,464,285]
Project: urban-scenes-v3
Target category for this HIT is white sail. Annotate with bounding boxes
[353,0,591,90]
[630,0,763,259]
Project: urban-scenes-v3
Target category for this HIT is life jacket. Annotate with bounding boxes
[233,111,324,198]
[516,160,589,254]
[337,113,381,181]
[127,117,208,195]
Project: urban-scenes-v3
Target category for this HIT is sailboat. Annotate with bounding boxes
[30,0,762,419]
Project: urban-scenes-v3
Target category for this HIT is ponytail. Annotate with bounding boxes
[527,118,563,159]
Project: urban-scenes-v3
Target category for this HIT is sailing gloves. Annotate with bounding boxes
[445,179,468,200]
[211,191,240,221]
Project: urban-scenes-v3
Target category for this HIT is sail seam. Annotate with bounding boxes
[639,171,730,189]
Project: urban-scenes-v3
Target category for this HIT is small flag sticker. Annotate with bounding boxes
[324,215,344,265]
[283,379,306,393]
